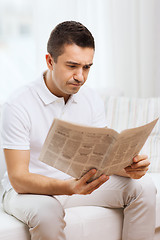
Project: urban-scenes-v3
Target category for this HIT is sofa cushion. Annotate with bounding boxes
[105,97,160,172]
[0,204,30,240]
[64,206,123,240]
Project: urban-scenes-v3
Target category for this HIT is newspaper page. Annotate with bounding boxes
[39,118,158,180]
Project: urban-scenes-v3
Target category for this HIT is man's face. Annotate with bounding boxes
[46,44,94,100]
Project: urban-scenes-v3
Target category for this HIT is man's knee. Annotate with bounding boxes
[138,174,157,203]
[124,174,156,207]
[29,195,66,240]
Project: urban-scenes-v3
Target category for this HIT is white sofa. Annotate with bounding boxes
[0,95,160,240]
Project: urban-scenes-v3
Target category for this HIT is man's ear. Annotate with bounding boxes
[45,54,54,70]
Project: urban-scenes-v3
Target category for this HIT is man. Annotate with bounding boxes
[1,21,156,240]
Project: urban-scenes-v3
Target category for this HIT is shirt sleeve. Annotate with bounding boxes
[1,102,30,150]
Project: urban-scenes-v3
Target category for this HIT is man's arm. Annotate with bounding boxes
[116,155,150,179]
[4,149,109,196]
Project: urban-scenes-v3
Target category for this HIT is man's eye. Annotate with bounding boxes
[68,65,76,68]
[83,65,90,70]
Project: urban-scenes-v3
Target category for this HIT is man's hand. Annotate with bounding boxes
[66,169,109,195]
[124,155,150,179]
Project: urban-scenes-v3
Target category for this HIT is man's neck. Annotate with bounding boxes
[43,70,71,104]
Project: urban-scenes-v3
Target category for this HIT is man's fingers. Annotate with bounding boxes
[124,154,150,179]
[88,176,109,194]
[80,168,97,184]
[85,174,109,194]
[73,170,109,195]
[133,154,148,163]
[131,160,150,169]
[125,167,149,173]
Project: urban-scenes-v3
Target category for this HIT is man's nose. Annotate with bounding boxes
[74,68,84,83]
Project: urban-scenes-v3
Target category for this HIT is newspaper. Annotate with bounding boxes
[39,118,158,180]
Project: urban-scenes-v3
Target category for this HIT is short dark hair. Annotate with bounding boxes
[47,21,95,62]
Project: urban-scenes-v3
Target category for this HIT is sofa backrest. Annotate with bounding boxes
[104,96,160,173]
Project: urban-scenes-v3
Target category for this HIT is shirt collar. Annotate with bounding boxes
[35,73,79,105]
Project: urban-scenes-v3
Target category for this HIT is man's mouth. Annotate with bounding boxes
[69,83,82,87]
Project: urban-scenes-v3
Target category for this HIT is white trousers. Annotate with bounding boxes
[2,174,157,240]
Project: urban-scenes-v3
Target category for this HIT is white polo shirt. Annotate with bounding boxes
[1,73,106,191]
